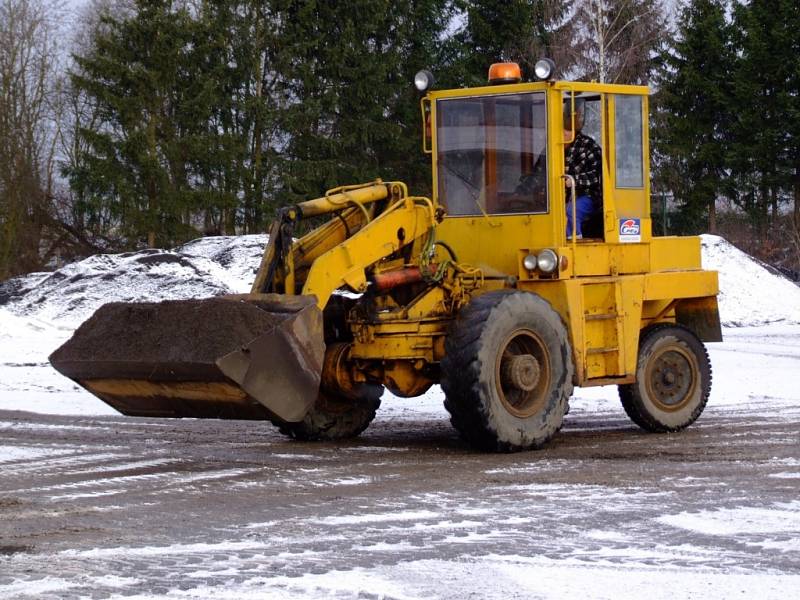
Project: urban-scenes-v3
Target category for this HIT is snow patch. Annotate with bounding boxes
[0,577,80,597]
[313,510,441,526]
[0,235,267,328]
[88,574,141,588]
[95,557,800,600]
[60,540,273,559]
[701,234,800,326]
[658,502,800,536]
[0,445,69,463]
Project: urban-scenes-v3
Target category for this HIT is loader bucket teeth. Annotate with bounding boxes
[48,295,325,423]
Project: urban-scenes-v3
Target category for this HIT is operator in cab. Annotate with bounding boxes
[564,99,602,239]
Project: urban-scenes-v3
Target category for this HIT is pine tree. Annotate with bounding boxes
[189,1,284,234]
[68,0,453,245]
[728,0,800,241]
[70,1,210,247]
[654,0,733,233]
[448,1,572,84]
[274,0,452,202]
[525,0,576,74]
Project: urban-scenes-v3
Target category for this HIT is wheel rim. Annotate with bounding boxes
[495,328,551,418]
[644,343,698,412]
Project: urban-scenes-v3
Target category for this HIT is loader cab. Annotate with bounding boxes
[425,70,652,274]
[435,91,550,216]
[432,91,604,222]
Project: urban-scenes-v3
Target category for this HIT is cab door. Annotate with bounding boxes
[559,89,607,240]
[608,93,651,244]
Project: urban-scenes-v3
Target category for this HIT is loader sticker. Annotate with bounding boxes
[619,218,641,243]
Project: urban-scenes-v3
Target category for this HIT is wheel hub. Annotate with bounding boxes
[650,350,692,408]
[502,354,541,392]
[495,329,551,418]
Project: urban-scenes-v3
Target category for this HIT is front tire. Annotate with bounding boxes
[619,324,711,432]
[277,385,382,441]
[441,291,574,452]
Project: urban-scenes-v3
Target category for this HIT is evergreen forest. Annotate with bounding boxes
[1,0,798,280]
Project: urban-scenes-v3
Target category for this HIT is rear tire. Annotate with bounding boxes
[277,385,382,441]
[619,324,711,432]
[441,290,574,452]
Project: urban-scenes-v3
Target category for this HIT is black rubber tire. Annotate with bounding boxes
[619,324,711,433]
[277,385,382,441]
[441,290,574,452]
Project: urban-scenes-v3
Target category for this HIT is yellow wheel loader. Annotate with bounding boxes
[50,61,721,452]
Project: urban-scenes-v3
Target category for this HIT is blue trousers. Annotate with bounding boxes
[566,195,593,237]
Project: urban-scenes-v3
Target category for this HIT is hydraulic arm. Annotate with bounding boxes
[253,180,438,308]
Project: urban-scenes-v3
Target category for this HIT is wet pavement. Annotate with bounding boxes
[1,400,799,599]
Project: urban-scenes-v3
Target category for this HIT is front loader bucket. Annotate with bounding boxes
[49,294,325,423]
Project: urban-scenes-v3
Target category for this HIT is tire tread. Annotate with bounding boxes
[441,290,574,452]
[275,386,382,441]
[619,323,712,433]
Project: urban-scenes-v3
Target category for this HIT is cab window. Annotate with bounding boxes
[614,94,644,188]
[436,93,547,216]
[574,94,603,148]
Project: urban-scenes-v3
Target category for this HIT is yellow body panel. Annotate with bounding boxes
[649,236,703,271]
[436,214,557,274]
[433,208,717,386]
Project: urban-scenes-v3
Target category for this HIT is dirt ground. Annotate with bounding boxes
[1,401,799,599]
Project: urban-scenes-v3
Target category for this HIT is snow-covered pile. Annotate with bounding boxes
[0,309,60,362]
[0,235,267,328]
[701,235,800,326]
[0,233,797,330]
[177,234,267,290]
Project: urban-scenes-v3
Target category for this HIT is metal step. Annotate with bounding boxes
[586,346,620,355]
[585,312,619,321]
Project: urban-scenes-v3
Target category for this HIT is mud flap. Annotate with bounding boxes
[676,296,723,342]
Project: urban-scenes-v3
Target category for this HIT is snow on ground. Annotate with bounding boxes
[0,307,117,416]
[0,235,266,328]
[103,558,798,600]
[658,501,800,537]
[0,445,67,463]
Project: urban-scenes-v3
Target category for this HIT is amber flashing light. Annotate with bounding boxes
[488,62,522,85]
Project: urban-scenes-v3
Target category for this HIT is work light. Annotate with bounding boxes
[534,58,556,81]
[414,70,435,92]
[523,254,538,271]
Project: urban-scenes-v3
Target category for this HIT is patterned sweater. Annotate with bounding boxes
[565,132,603,210]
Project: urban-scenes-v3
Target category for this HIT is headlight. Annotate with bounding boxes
[414,70,435,92]
[537,249,558,273]
[523,254,538,271]
[534,58,556,81]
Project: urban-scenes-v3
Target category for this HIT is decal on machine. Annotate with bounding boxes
[619,218,641,243]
